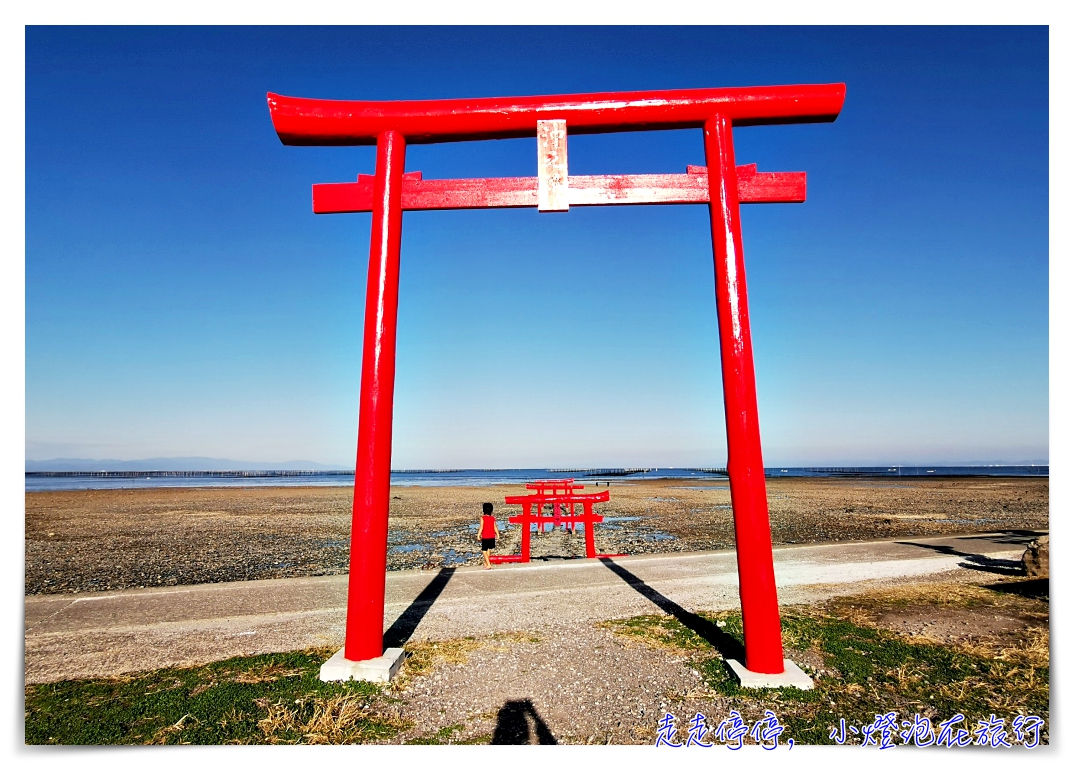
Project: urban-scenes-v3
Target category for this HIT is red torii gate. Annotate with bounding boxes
[267,83,845,683]
[524,479,582,534]
[498,479,614,562]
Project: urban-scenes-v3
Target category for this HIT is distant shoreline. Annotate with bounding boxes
[24,466,1049,492]
[25,465,1048,478]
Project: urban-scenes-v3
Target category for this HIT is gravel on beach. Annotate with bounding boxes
[24,477,1048,596]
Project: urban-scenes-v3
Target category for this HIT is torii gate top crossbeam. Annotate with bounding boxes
[267,83,846,145]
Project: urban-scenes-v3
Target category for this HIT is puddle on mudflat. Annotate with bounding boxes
[440,548,472,566]
[389,544,429,554]
[933,518,1005,526]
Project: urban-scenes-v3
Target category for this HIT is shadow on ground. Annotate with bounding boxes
[895,531,1038,577]
[984,578,1049,601]
[598,557,745,661]
[955,530,1044,545]
[491,699,558,744]
[383,567,455,648]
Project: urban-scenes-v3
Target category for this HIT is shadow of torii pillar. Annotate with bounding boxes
[267,83,844,687]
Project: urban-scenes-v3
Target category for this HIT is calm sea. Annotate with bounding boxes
[24,466,1048,492]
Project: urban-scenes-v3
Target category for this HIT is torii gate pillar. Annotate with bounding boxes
[345,129,407,663]
[703,114,783,674]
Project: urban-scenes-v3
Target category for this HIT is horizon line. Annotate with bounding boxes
[26,462,1051,476]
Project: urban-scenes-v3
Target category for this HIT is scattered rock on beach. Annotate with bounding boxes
[1022,535,1049,577]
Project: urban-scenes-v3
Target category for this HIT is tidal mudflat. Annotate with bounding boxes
[25,477,1048,595]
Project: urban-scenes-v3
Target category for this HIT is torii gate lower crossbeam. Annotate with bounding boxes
[268,84,846,679]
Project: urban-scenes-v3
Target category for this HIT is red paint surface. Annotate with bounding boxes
[526,479,584,494]
[268,83,845,145]
[272,83,845,673]
[503,490,611,506]
[503,488,611,562]
[344,129,407,663]
[311,165,805,214]
[704,114,785,675]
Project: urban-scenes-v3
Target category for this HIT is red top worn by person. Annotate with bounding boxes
[479,502,498,570]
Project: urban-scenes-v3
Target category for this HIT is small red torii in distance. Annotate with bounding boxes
[521,479,592,536]
[494,479,620,564]
[267,82,846,680]
[524,479,584,535]
[526,480,583,493]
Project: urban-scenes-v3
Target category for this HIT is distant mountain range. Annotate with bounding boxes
[25,457,348,472]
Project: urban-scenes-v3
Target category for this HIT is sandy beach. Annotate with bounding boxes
[24,477,1047,596]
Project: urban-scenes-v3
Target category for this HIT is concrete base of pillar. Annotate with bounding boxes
[726,658,814,690]
[319,647,405,683]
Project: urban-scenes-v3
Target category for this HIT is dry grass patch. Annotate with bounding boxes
[25,647,403,745]
[599,614,715,655]
[148,714,199,745]
[254,694,404,744]
[394,631,540,688]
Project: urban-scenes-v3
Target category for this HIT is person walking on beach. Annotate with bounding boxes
[479,502,499,570]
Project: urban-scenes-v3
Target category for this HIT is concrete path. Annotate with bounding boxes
[24,531,1035,683]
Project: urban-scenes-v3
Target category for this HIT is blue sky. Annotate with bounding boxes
[25,26,1049,468]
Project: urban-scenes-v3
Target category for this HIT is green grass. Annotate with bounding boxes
[25,647,407,745]
[26,582,1048,746]
[602,581,1049,745]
